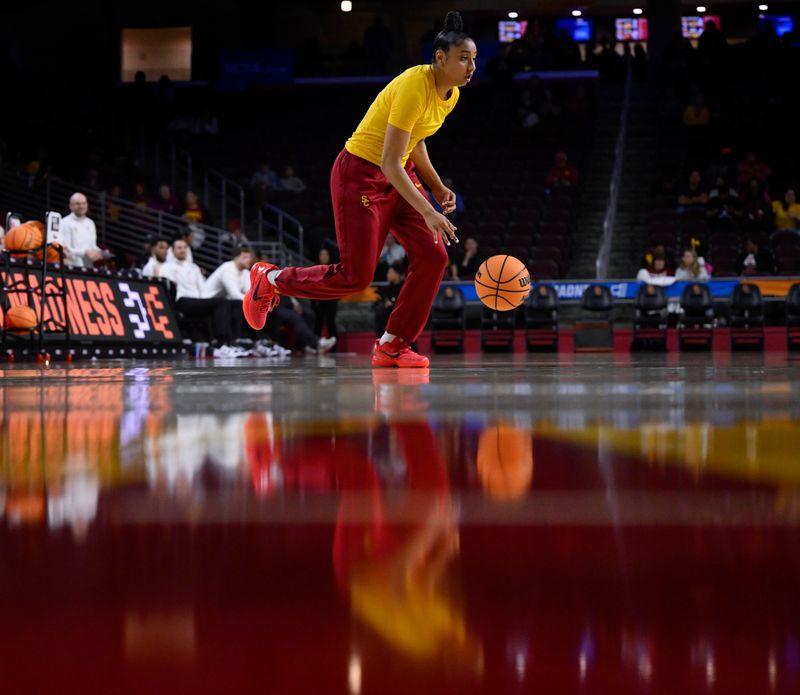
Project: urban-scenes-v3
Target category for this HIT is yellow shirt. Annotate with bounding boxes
[772,201,800,230]
[345,65,459,167]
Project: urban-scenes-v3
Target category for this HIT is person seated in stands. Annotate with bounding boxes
[449,237,481,280]
[167,228,197,264]
[740,178,773,231]
[636,245,674,285]
[374,263,405,336]
[706,180,742,227]
[312,247,339,345]
[772,189,800,231]
[141,235,170,277]
[250,162,279,208]
[545,151,579,190]
[429,176,465,220]
[265,296,337,355]
[181,191,212,227]
[682,93,710,127]
[132,182,149,209]
[674,248,710,280]
[161,238,234,349]
[203,245,255,340]
[736,151,772,186]
[279,165,308,194]
[374,233,407,281]
[150,183,178,215]
[736,238,776,276]
[676,170,708,215]
[58,192,104,268]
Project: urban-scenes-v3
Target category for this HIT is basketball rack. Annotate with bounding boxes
[1,211,71,364]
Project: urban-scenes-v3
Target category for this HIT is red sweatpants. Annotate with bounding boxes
[274,149,449,343]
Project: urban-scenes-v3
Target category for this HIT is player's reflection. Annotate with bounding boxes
[245,370,482,671]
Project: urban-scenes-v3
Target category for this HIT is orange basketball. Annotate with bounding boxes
[477,423,533,501]
[4,305,38,333]
[36,241,63,263]
[474,254,531,310]
[4,222,43,254]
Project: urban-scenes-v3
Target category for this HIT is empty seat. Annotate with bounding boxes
[481,306,517,352]
[525,284,559,351]
[730,283,764,350]
[679,282,714,350]
[633,283,669,349]
[430,285,466,353]
[786,283,800,351]
[529,259,560,280]
[575,285,614,352]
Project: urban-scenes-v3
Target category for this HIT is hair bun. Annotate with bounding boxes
[444,10,463,33]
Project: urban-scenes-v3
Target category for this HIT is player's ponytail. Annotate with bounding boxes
[433,10,470,62]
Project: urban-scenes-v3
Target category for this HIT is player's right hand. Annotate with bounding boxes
[424,209,458,246]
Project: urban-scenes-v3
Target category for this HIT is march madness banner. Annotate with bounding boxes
[1,268,181,344]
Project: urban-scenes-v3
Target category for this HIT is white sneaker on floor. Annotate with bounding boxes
[214,344,252,358]
[317,336,337,355]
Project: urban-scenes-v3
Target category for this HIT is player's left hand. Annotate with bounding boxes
[434,185,457,215]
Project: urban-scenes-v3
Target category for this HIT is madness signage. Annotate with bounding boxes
[1,268,181,344]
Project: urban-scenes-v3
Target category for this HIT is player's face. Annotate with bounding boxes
[441,40,477,87]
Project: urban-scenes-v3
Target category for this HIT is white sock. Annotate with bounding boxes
[379,332,396,345]
[266,269,281,286]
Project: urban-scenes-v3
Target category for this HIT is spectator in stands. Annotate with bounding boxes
[58,192,103,268]
[107,184,123,222]
[740,178,773,231]
[374,263,405,336]
[677,170,708,215]
[279,165,308,194]
[161,238,234,350]
[312,248,338,345]
[266,298,336,355]
[674,248,710,280]
[682,94,710,127]
[132,182,149,209]
[736,151,772,186]
[706,180,742,227]
[141,235,170,277]
[375,233,407,280]
[182,191,211,226]
[545,151,579,190]
[737,238,776,276]
[772,189,800,231]
[449,236,481,280]
[430,176,464,219]
[150,184,178,215]
[250,162,279,207]
[636,245,674,285]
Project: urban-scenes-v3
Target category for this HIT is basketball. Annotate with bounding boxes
[477,423,533,501]
[4,305,38,333]
[474,255,531,310]
[4,222,44,254]
[36,241,63,263]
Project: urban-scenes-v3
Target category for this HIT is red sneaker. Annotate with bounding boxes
[371,338,430,368]
[243,262,281,330]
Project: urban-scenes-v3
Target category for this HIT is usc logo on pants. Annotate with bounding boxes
[361,195,370,207]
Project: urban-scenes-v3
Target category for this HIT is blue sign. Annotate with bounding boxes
[218,49,294,90]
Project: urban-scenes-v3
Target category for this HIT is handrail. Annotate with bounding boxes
[257,203,309,266]
[595,59,633,280]
[0,165,296,270]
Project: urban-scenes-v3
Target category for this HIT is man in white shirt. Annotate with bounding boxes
[58,193,103,267]
[161,238,232,346]
[141,236,170,277]
[203,246,254,301]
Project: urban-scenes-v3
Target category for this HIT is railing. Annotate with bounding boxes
[257,204,309,267]
[0,165,297,270]
[143,138,247,236]
[595,59,633,280]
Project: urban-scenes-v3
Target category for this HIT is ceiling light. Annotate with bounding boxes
[340,0,352,11]
[572,10,582,17]
[696,5,707,12]
[633,8,643,15]
[508,11,519,19]
[758,4,768,10]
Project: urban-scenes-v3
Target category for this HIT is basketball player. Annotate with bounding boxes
[243,11,476,367]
